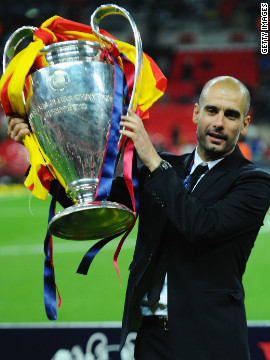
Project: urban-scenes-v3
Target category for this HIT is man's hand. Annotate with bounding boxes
[120,109,162,172]
[7,115,30,144]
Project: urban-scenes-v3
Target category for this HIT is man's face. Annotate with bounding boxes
[193,81,250,161]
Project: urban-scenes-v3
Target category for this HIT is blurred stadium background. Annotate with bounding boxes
[0,0,269,359]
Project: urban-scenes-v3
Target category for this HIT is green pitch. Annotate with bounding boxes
[0,184,269,323]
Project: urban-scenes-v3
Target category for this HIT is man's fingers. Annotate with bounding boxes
[120,120,136,130]
[6,115,30,143]
[8,120,30,144]
[119,128,135,140]
[8,117,26,132]
[7,116,24,124]
[120,111,142,132]
[121,109,141,123]
[14,128,30,143]
[125,108,135,116]
[11,122,28,137]
[121,116,136,125]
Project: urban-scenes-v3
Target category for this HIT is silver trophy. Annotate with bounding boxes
[3,4,143,240]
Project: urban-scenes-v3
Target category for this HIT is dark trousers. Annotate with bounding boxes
[134,317,174,360]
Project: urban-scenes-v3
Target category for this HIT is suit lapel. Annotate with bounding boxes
[191,145,247,198]
[192,167,228,198]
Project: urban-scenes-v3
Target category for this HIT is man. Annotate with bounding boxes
[7,76,270,359]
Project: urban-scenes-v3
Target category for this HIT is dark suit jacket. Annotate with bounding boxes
[109,145,270,360]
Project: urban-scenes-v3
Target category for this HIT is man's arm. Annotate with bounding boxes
[144,165,270,245]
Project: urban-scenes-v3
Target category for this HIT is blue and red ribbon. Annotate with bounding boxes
[76,49,139,281]
[44,48,140,319]
[44,180,61,320]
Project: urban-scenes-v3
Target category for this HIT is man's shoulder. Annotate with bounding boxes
[239,160,270,180]
[213,145,270,180]
[223,153,270,191]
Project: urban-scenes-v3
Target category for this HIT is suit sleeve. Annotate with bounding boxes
[143,166,270,245]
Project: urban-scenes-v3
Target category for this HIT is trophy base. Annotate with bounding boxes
[48,201,135,240]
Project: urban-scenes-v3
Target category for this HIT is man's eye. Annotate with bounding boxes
[225,111,240,119]
[207,108,216,114]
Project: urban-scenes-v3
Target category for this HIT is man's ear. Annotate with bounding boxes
[193,103,200,124]
[240,115,251,135]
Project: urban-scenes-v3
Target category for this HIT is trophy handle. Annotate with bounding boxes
[2,26,37,72]
[90,4,143,112]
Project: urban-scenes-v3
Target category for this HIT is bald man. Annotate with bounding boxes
[7,76,270,360]
[113,76,270,360]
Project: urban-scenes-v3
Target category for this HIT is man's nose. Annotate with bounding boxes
[212,112,224,127]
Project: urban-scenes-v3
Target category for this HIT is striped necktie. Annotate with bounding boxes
[189,162,208,191]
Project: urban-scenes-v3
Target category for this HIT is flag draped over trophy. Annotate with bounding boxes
[0,8,167,320]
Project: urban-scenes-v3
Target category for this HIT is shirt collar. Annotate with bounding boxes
[191,147,224,174]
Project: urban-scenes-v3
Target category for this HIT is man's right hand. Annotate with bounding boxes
[7,115,30,144]
[120,109,162,172]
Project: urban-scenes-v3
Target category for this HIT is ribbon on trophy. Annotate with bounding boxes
[0,15,167,320]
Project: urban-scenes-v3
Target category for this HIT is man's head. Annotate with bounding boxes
[193,76,251,161]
